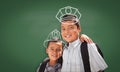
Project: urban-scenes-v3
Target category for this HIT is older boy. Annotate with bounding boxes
[60,14,108,72]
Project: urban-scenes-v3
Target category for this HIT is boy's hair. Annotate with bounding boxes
[47,38,64,48]
[61,14,80,28]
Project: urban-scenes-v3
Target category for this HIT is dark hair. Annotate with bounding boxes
[61,14,80,28]
[47,40,64,48]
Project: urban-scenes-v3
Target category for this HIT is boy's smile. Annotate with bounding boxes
[61,21,81,43]
[46,42,62,61]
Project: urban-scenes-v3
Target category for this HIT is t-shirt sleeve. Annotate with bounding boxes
[87,43,108,72]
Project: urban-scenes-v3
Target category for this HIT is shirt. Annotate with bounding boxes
[37,58,61,72]
[44,62,61,72]
[61,38,108,72]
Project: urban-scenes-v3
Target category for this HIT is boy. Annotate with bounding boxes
[60,14,108,72]
[55,6,108,72]
[37,34,63,72]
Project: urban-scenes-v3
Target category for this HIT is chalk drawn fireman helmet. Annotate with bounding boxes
[56,6,81,23]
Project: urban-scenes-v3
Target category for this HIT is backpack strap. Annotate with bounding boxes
[81,42,104,72]
[95,44,104,58]
[95,44,104,72]
[81,41,91,72]
[38,59,49,72]
[57,56,63,66]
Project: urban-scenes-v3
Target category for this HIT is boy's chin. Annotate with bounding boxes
[65,39,74,43]
[50,58,59,61]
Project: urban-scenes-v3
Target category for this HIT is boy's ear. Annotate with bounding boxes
[46,48,48,54]
[78,26,81,33]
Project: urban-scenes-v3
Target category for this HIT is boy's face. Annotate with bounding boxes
[61,21,81,43]
[46,42,62,61]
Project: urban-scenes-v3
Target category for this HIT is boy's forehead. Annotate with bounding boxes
[61,21,75,25]
[49,41,62,46]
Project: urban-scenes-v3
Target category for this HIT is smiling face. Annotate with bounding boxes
[61,21,81,43]
[46,41,63,61]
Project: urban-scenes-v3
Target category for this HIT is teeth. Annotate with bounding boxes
[52,55,57,57]
[66,35,71,38]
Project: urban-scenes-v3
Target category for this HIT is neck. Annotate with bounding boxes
[49,60,57,66]
[69,37,79,43]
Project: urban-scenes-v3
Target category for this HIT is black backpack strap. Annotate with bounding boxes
[57,56,63,66]
[38,59,49,72]
[81,42,104,72]
[95,44,104,72]
[95,44,104,58]
[81,41,91,72]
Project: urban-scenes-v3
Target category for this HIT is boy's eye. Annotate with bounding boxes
[56,48,61,52]
[69,26,74,30]
[62,28,65,31]
[50,47,54,50]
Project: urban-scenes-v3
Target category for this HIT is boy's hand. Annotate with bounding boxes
[80,34,93,43]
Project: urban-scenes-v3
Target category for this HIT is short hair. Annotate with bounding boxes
[61,14,80,28]
[47,38,64,48]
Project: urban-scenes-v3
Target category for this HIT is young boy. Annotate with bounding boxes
[60,14,108,72]
[37,36,63,72]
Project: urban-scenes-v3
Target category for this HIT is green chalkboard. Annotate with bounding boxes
[0,0,120,72]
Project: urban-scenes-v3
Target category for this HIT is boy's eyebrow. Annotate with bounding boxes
[67,25,75,28]
[61,24,74,27]
[68,25,74,27]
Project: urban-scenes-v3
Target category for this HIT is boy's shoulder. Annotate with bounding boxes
[81,41,104,58]
[36,57,50,72]
[43,57,49,62]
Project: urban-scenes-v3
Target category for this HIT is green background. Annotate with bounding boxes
[0,0,119,72]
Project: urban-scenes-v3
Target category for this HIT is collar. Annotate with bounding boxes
[46,62,61,71]
[68,38,81,48]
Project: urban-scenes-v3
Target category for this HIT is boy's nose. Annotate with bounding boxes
[53,50,57,53]
[64,29,69,34]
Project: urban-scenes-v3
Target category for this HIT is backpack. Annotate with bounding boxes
[81,41,104,72]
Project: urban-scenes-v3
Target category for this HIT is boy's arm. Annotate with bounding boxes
[80,34,93,43]
[88,43,108,71]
